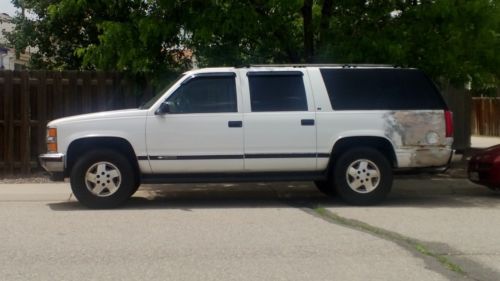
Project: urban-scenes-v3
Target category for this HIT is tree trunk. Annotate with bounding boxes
[318,0,333,55]
[302,0,314,63]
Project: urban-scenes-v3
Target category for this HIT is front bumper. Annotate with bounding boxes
[39,153,65,180]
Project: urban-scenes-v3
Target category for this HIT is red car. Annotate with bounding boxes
[468,144,500,190]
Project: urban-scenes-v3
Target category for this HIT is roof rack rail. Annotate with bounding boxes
[246,63,396,68]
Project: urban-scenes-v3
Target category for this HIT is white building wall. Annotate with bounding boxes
[0,13,15,45]
[0,12,32,70]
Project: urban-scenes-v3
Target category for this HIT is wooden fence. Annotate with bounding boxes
[471,97,500,136]
[0,71,155,175]
[0,70,482,175]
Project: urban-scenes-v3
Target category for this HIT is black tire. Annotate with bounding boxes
[333,147,392,205]
[314,180,337,196]
[70,149,137,209]
[129,181,141,197]
[487,186,500,192]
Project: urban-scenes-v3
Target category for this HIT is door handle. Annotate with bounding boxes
[228,121,243,128]
[301,119,315,126]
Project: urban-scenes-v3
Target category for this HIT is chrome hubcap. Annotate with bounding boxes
[85,162,121,197]
[346,159,380,194]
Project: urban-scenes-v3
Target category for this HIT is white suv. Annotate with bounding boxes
[40,65,454,208]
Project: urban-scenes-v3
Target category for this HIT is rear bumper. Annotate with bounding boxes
[396,146,454,168]
[39,153,65,181]
[395,150,454,174]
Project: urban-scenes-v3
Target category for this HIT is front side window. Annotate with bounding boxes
[140,74,185,109]
[167,75,237,114]
[248,72,308,112]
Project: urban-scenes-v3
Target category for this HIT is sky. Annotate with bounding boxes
[0,0,18,17]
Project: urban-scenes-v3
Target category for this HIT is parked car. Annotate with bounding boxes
[39,64,454,208]
[468,145,500,190]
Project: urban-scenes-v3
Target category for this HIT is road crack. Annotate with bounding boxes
[304,206,500,281]
[268,184,499,280]
[313,207,465,276]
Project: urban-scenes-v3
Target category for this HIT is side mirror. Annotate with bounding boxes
[155,101,171,115]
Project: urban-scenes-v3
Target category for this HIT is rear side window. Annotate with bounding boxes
[320,69,446,110]
[248,71,308,112]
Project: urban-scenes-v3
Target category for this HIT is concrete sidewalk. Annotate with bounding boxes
[471,135,500,148]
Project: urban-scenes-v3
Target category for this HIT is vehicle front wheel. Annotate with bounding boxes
[70,149,136,208]
[334,147,392,205]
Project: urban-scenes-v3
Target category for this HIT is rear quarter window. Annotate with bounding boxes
[320,69,447,110]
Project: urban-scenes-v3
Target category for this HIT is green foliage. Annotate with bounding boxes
[78,1,190,77]
[8,0,100,69]
[7,0,500,90]
[317,0,500,89]
[185,0,304,65]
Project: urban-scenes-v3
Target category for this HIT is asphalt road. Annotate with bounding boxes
[0,177,499,281]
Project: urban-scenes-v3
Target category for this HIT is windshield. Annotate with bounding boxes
[139,74,186,109]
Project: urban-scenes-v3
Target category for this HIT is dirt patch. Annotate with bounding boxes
[0,171,52,184]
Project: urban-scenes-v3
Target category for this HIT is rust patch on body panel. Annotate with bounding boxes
[384,111,450,167]
[384,111,446,147]
[409,147,451,167]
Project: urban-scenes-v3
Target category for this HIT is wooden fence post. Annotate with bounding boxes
[37,71,47,165]
[1,71,14,174]
[20,71,31,173]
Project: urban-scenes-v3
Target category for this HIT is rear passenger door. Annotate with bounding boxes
[240,69,317,172]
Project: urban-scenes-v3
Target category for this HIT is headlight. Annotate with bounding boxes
[47,127,58,153]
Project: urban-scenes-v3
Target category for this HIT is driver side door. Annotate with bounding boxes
[145,73,244,173]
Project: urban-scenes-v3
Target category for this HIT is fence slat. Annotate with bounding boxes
[20,71,30,173]
[82,71,92,113]
[472,97,500,137]
[37,71,47,162]
[3,71,14,174]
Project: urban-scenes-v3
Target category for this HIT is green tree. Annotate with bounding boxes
[318,0,500,89]
[7,0,500,90]
[185,0,304,65]
[8,0,104,69]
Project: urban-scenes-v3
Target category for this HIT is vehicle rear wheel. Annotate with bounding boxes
[334,147,392,205]
[70,149,136,208]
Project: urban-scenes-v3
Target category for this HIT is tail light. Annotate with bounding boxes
[445,110,453,138]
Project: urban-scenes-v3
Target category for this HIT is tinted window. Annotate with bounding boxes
[248,72,308,112]
[167,75,237,113]
[320,69,446,110]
